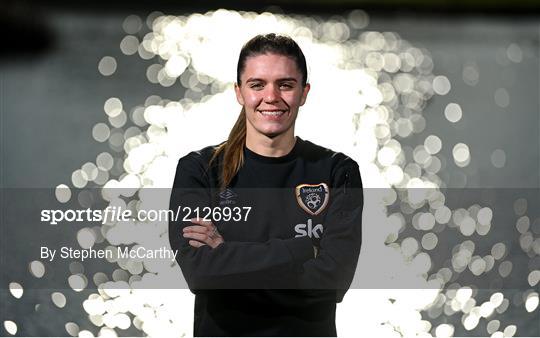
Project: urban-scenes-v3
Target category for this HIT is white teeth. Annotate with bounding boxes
[259,110,285,116]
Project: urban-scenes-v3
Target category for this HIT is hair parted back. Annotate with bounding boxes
[211,33,308,189]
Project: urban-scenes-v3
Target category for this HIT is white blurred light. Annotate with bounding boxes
[9,282,23,299]
[494,88,510,108]
[92,123,111,143]
[432,76,451,95]
[77,228,96,249]
[435,323,454,337]
[491,149,506,168]
[68,274,88,292]
[525,292,539,312]
[120,35,140,55]
[503,324,517,337]
[29,260,45,278]
[506,43,522,63]
[98,56,117,76]
[424,135,442,155]
[51,292,67,308]
[452,143,470,167]
[444,103,462,123]
[4,321,17,335]
[65,322,80,336]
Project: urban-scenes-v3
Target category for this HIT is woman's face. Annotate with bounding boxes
[235,53,310,141]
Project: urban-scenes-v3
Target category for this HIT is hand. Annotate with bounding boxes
[183,218,224,249]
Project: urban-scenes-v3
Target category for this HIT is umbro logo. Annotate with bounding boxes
[219,188,237,205]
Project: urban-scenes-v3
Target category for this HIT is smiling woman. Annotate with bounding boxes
[169,33,364,337]
[236,53,310,144]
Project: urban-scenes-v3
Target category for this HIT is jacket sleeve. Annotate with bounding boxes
[168,154,314,291]
[296,159,364,304]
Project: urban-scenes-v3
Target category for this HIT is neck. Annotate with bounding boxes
[245,131,296,157]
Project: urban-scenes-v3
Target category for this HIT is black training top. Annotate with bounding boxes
[169,137,363,337]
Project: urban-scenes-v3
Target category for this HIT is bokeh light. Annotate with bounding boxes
[98,56,117,76]
[13,8,533,338]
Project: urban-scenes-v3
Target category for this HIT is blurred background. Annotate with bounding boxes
[1,0,539,337]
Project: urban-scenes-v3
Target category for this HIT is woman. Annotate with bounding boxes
[169,33,363,337]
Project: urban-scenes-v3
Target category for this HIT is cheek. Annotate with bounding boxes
[283,92,304,107]
[242,93,262,108]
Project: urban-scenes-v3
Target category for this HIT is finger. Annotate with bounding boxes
[188,240,206,248]
[184,232,212,243]
[183,225,209,234]
[190,218,214,228]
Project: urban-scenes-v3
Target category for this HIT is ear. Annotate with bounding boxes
[234,83,245,106]
[300,83,311,106]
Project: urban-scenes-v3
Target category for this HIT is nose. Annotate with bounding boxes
[263,84,280,103]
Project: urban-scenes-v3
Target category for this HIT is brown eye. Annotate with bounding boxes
[279,83,294,89]
[250,83,263,89]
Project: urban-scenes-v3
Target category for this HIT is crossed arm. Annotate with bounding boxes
[168,155,363,300]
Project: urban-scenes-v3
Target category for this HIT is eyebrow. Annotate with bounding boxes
[245,77,298,83]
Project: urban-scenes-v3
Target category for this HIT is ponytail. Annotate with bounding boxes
[211,108,246,189]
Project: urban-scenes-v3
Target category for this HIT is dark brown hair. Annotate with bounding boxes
[211,33,308,189]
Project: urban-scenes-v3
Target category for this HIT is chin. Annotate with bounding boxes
[255,122,280,132]
[249,120,294,139]
[259,131,282,139]
[263,132,281,139]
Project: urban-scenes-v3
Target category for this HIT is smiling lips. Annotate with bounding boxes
[258,109,287,118]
